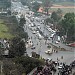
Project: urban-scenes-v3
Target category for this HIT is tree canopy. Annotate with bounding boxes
[61,13,75,41]
[51,11,62,22]
[14,56,45,74]
[32,1,41,12]
[9,37,26,57]
[42,0,53,15]
[19,17,26,27]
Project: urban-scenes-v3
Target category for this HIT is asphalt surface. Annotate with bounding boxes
[11,1,75,65]
[11,1,75,75]
[24,17,75,65]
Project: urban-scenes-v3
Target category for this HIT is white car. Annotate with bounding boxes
[55,41,59,44]
[58,64,63,69]
[32,31,36,34]
[45,50,52,55]
[50,33,55,38]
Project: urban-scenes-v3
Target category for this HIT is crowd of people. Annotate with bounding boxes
[58,60,75,75]
[32,59,75,75]
[32,59,57,75]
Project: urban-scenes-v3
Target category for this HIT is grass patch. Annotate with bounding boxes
[49,1,75,14]
[49,8,75,14]
[53,2,75,6]
[0,19,14,39]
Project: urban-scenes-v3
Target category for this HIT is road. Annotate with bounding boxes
[33,17,75,51]
[11,1,75,75]
[11,1,75,65]
[24,17,75,65]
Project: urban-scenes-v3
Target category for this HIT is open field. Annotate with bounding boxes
[53,2,74,6]
[39,2,75,14]
[49,8,75,14]
[49,2,75,14]
[0,19,13,39]
[50,2,75,14]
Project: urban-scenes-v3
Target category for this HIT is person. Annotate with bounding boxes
[56,50,58,53]
[61,56,63,59]
[31,36,32,39]
[58,72,59,75]
[57,57,59,66]
[34,37,36,39]
[45,41,46,45]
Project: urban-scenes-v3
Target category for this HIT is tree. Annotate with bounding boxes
[51,11,61,22]
[20,0,28,5]
[61,13,75,41]
[32,1,41,12]
[42,0,52,15]
[3,59,24,75]
[18,32,28,40]
[9,37,26,57]
[14,56,45,74]
[7,10,11,15]
[45,18,54,25]
[19,17,26,27]
[57,8,62,14]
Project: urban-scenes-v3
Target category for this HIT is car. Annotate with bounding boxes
[37,26,40,29]
[45,50,52,55]
[32,31,36,34]
[37,24,40,26]
[36,31,39,33]
[58,64,63,70]
[55,41,59,44]
[57,36,61,42]
[48,37,51,40]
[31,46,36,49]
[50,33,55,38]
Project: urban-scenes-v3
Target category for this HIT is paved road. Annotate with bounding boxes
[24,17,75,65]
[11,0,75,65]
[11,2,75,75]
[33,17,75,51]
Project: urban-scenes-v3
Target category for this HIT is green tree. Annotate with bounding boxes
[3,59,24,75]
[14,56,45,74]
[32,1,41,12]
[51,11,61,22]
[20,0,28,5]
[7,10,11,15]
[45,18,54,25]
[57,8,62,15]
[9,37,26,57]
[19,17,26,27]
[18,32,28,40]
[61,13,75,41]
[42,0,52,15]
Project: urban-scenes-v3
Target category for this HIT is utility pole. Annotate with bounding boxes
[0,61,3,75]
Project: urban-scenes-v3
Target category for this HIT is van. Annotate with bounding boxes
[57,36,60,42]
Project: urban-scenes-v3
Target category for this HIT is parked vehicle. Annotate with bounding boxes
[32,30,36,34]
[55,41,59,44]
[45,50,52,55]
[57,36,61,42]
[31,45,36,49]
[50,33,55,38]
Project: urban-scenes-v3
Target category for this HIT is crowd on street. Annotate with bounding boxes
[32,59,75,75]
